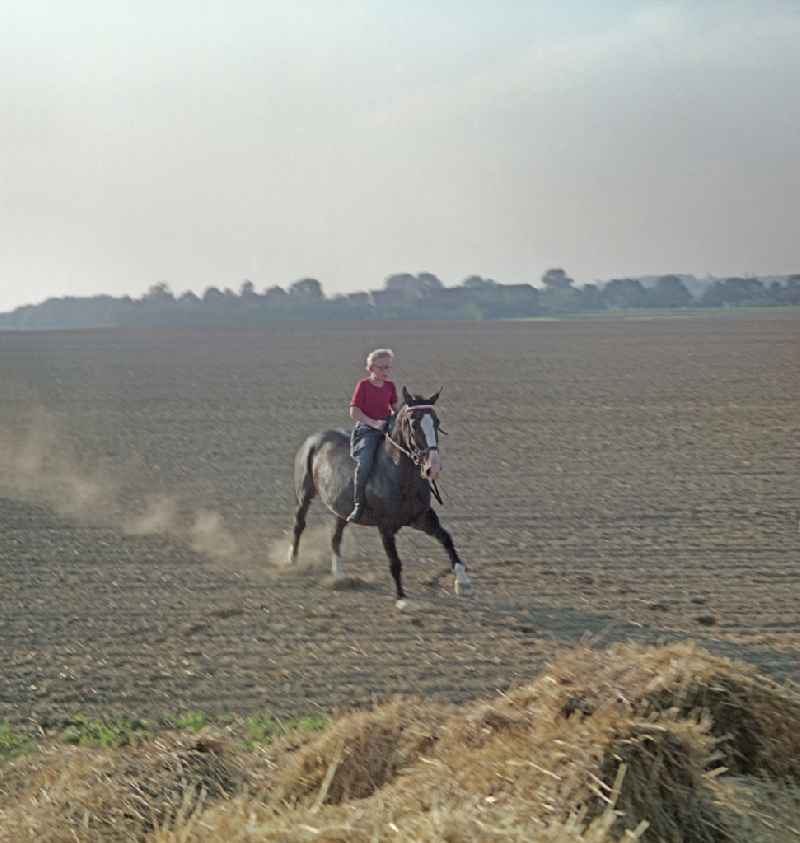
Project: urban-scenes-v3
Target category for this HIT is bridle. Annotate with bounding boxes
[386,403,437,463]
[384,403,445,504]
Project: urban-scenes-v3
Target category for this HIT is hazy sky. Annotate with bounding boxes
[2,0,798,311]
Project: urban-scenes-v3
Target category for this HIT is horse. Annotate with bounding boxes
[287,386,472,606]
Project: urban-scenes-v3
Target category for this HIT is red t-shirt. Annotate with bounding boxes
[350,378,397,421]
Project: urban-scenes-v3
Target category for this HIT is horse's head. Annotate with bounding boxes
[394,386,443,481]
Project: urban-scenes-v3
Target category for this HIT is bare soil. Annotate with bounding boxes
[1,313,798,728]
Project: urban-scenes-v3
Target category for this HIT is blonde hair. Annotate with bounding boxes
[366,348,394,368]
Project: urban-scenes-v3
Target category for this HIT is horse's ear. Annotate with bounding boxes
[402,385,412,404]
[428,386,442,404]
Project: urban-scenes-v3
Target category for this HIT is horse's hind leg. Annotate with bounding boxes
[411,508,472,595]
[331,517,347,579]
[379,526,406,603]
[288,489,313,565]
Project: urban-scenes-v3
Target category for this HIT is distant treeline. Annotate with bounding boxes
[1,269,799,330]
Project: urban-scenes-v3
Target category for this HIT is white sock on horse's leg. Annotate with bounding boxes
[454,562,472,594]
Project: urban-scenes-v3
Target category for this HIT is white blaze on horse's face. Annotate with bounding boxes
[420,413,442,480]
[420,414,437,449]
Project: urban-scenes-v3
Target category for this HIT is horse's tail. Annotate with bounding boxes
[293,434,319,504]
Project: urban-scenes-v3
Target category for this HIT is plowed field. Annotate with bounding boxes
[1,313,798,728]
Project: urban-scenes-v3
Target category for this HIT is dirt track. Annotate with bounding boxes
[1,313,799,727]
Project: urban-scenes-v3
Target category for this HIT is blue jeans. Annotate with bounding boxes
[350,422,386,485]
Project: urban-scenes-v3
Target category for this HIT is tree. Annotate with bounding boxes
[784,276,800,305]
[648,275,693,308]
[701,277,765,307]
[540,269,579,312]
[288,278,324,301]
[417,272,444,291]
[384,273,416,291]
[601,278,648,308]
[578,283,602,310]
[699,281,726,307]
[460,275,497,289]
[263,285,288,301]
[239,279,258,300]
[384,272,443,299]
[541,268,575,290]
[203,286,225,304]
[143,282,175,303]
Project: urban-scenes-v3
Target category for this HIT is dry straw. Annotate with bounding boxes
[0,734,241,843]
[3,642,800,842]
[513,641,800,778]
[270,699,449,808]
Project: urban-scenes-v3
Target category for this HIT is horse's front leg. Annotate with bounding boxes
[411,508,472,595]
[379,526,406,604]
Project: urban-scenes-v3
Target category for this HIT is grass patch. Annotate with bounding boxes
[60,714,153,748]
[172,710,209,732]
[30,709,330,754]
[243,711,329,747]
[0,721,35,762]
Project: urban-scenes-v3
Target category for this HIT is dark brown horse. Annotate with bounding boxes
[288,387,472,606]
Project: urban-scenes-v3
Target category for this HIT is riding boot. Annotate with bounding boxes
[346,471,367,523]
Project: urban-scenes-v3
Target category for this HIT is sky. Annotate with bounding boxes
[2,0,798,312]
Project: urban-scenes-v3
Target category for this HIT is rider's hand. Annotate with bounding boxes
[374,419,387,431]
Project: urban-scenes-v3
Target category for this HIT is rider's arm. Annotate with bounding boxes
[350,406,385,429]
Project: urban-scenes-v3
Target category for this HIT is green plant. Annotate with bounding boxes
[243,712,329,747]
[173,710,209,732]
[61,715,151,748]
[0,721,34,761]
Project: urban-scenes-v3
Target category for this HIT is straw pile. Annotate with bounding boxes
[0,734,242,842]
[271,699,449,807]
[517,641,800,777]
[3,641,800,842]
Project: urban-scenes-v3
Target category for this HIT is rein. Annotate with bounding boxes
[383,433,419,463]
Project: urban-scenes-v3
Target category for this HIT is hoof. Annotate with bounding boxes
[396,599,408,611]
[286,544,296,566]
[454,578,473,596]
[453,563,472,596]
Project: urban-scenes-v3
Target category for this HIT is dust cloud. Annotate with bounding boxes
[0,409,295,568]
[266,523,354,573]
[123,493,179,536]
[0,410,120,522]
[189,509,240,560]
